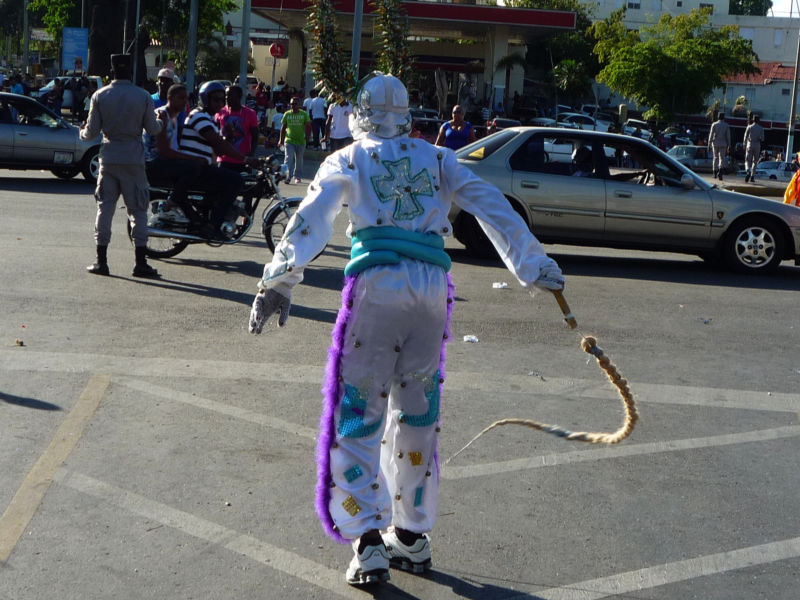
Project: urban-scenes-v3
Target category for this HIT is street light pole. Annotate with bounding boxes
[786,28,800,160]
[352,0,363,74]
[186,0,199,94]
[239,0,251,93]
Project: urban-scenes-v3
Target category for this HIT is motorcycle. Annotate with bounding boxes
[128,154,303,259]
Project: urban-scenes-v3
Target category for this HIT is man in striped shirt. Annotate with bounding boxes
[179,80,258,239]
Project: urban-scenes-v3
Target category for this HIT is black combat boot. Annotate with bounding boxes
[86,245,110,276]
[132,246,159,278]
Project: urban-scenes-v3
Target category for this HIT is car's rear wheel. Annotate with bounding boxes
[723,217,783,273]
[81,148,100,182]
[454,199,528,259]
[51,167,80,179]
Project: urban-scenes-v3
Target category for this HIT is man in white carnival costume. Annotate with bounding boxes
[248,73,564,586]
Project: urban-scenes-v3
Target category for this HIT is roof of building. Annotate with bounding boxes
[724,61,797,85]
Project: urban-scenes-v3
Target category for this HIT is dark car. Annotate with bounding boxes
[0,92,101,181]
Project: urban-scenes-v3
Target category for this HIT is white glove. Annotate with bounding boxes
[249,289,291,334]
[534,258,565,292]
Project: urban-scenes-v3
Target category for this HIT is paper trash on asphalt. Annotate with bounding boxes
[463,335,479,343]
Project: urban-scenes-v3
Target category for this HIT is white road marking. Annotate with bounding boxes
[442,425,800,480]
[116,376,318,440]
[54,469,361,599]
[527,535,800,600]
[0,374,110,563]
[55,469,800,600]
[2,349,798,413]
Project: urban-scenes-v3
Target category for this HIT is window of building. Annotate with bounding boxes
[783,88,791,96]
[627,1,641,8]
[677,0,682,5]
[775,29,786,47]
[699,3,713,12]
[739,27,755,41]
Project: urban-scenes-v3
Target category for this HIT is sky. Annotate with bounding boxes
[770,0,799,17]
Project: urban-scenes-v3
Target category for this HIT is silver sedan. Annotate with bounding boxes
[451,127,800,273]
[0,91,101,181]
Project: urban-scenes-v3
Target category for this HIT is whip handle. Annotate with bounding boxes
[552,290,577,329]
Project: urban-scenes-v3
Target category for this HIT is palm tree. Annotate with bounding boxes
[495,52,526,115]
[552,58,590,111]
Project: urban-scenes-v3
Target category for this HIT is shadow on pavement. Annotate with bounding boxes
[447,248,800,291]
[0,391,62,411]
[0,175,93,194]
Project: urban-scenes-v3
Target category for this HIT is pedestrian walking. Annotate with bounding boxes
[81,54,162,278]
[247,72,564,588]
[323,94,353,151]
[743,114,764,183]
[708,112,731,181]
[279,97,311,184]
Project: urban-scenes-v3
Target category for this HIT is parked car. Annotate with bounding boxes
[748,160,798,182]
[0,91,101,181]
[410,108,444,143]
[450,127,800,273]
[666,145,732,174]
[234,75,259,97]
[488,117,521,130]
[556,112,612,132]
[34,75,104,111]
[622,118,654,141]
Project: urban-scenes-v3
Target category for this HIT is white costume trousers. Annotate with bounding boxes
[327,261,448,539]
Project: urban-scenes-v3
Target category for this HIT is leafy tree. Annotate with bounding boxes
[729,0,772,16]
[552,58,591,107]
[507,0,599,77]
[495,52,526,111]
[307,0,356,97]
[195,37,254,81]
[372,0,413,85]
[590,8,759,122]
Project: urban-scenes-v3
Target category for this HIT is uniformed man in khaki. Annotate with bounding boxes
[743,114,765,183]
[707,112,731,181]
[81,54,163,277]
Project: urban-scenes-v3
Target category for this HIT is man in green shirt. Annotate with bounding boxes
[280,97,312,184]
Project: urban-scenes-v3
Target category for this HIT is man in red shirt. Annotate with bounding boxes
[215,84,260,172]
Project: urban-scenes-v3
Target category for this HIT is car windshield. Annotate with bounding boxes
[456,129,517,161]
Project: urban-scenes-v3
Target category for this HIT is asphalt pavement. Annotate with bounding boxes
[1,167,799,600]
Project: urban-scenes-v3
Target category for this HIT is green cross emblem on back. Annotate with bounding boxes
[370,157,434,221]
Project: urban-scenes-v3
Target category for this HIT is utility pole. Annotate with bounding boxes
[352,0,363,74]
[186,0,199,94]
[239,0,251,93]
[22,0,30,74]
[786,28,800,160]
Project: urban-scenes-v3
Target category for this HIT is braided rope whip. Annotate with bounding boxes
[445,291,638,464]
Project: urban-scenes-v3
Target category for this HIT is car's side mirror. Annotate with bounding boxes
[681,173,695,189]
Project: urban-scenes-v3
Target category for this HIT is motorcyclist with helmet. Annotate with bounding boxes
[178,80,259,239]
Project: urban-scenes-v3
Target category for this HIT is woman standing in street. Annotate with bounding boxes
[434,104,476,150]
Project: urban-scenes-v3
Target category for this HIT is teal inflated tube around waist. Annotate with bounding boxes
[345,227,451,276]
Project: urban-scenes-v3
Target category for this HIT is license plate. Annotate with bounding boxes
[53,151,74,164]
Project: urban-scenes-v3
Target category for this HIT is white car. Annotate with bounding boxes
[557,112,612,132]
[622,118,654,141]
[749,160,798,182]
[234,75,259,97]
[34,75,104,111]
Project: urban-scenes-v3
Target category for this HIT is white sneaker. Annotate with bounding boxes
[345,539,390,586]
[158,206,190,224]
[382,528,432,574]
[293,177,301,184]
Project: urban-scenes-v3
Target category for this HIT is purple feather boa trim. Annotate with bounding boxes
[314,272,456,543]
[434,273,456,478]
[315,274,357,544]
